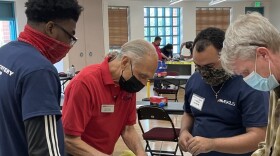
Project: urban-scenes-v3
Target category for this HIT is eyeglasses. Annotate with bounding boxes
[54,23,77,46]
[239,43,267,48]
[226,42,267,48]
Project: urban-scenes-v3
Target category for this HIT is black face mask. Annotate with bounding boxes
[119,63,145,93]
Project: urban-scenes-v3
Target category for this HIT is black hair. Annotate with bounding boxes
[154,36,161,42]
[193,27,225,53]
[25,0,83,23]
[185,41,193,49]
[165,43,173,50]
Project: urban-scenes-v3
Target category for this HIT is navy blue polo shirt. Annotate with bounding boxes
[0,41,64,156]
[184,72,269,156]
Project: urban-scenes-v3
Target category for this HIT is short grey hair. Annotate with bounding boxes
[221,12,280,74]
[118,39,158,66]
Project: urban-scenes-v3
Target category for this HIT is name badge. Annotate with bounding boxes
[101,105,114,113]
[190,94,205,111]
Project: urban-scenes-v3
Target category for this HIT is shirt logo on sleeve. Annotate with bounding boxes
[0,64,14,76]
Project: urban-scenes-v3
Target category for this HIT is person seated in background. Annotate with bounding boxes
[179,27,269,156]
[62,39,158,156]
[152,36,170,61]
[161,43,173,61]
[180,41,194,59]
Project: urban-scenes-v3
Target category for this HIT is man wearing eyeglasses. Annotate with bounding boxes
[0,0,82,155]
[179,27,269,156]
[221,12,280,156]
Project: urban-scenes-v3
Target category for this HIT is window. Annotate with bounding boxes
[196,7,230,35]
[0,1,17,47]
[144,7,181,53]
[108,7,129,51]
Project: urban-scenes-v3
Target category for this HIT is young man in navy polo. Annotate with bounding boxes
[0,0,83,155]
[179,27,269,156]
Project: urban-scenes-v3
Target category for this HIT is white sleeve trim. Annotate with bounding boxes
[44,115,61,156]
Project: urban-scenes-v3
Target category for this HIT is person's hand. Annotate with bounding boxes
[187,136,215,156]
[95,150,111,156]
[136,151,147,156]
[178,130,193,152]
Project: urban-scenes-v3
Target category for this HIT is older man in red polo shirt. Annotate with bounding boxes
[62,39,158,155]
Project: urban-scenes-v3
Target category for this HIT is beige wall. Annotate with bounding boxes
[11,0,276,49]
[13,0,26,33]
[106,0,271,52]
[270,0,280,30]
[11,0,279,70]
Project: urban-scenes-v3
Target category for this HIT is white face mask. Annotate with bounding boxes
[243,58,279,91]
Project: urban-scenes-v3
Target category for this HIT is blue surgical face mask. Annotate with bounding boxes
[243,58,279,91]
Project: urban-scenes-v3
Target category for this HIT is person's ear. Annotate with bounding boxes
[44,21,57,38]
[120,56,130,70]
[256,47,270,61]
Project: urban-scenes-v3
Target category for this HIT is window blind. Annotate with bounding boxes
[108,7,128,48]
[196,7,230,34]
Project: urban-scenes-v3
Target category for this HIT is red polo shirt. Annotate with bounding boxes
[152,42,162,60]
[62,58,136,155]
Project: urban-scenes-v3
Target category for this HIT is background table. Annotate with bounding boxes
[59,76,73,93]
[165,61,194,75]
[151,75,191,81]
[137,101,184,115]
[150,75,191,89]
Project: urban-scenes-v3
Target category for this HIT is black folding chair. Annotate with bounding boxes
[137,105,183,156]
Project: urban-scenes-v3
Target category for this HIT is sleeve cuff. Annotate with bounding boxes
[63,128,83,136]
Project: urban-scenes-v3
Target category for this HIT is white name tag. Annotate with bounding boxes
[101,105,114,113]
[190,94,205,111]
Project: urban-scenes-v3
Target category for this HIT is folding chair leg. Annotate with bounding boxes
[180,149,184,156]
[145,140,154,156]
[174,143,184,156]
[175,93,178,102]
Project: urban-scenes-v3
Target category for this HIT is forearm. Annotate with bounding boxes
[122,125,146,155]
[161,53,169,59]
[184,55,192,59]
[24,115,64,156]
[180,112,194,133]
[65,134,108,156]
[212,127,266,154]
[179,43,185,55]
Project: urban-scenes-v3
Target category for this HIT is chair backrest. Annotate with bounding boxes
[167,71,179,76]
[137,105,179,138]
[137,106,175,126]
[137,106,170,121]
[162,71,180,87]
